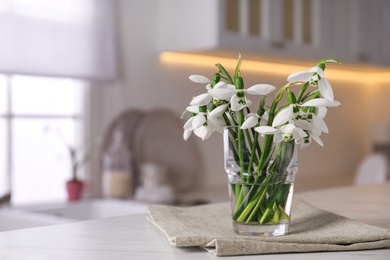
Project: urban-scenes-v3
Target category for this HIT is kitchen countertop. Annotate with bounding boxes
[0,182,389,259]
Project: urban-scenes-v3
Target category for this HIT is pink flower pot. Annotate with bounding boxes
[66,180,84,202]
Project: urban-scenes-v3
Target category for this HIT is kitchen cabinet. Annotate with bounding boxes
[158,0,390,66]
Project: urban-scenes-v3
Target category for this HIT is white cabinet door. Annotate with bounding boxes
[218,0,390,66]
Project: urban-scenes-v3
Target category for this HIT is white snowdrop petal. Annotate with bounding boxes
[312,115,329,133]
[183,117,195,130]
[189,75,211,84]
[245,84,276,95]
[254,126,280,135]
[293,128,308,139]
[316,107,328,118]
[230,95,244,111]
[241,116,258,129]
[330,100,341,107]
[183,129,192,140]
[192,114,206,128]
[301,98,330,107]
[287,71,313,82]
[186,105,199,113]
[272,106,294,127]
[281,123,296,134]
[208,117,223,133]
[194,126,213,141]
[209,104,228,118]
[208,88,236,100]
[309,66,325,78]
[190,93,213,106]
[294,119,313,131]
[311,134,324,146]
[213,81,228,89]
[318,78,334,102]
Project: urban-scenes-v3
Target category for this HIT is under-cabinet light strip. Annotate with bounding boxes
[160,52,390,84]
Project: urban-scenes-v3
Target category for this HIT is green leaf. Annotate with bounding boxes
[234,53,242,80]
[317,58,341,65]
[215,63,233,84]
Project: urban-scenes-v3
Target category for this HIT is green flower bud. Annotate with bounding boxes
[235,76,244,90]
[287,91,297,104]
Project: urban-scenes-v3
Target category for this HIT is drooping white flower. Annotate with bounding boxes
[183,104,228,141]
[301,129,324,149]
[188,75,214,106]
[279,123,307,143]
[288,66,334,102]
[230,95,252,111]
[255,122,307,144]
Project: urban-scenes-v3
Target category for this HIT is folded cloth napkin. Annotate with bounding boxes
[146,200,390,256]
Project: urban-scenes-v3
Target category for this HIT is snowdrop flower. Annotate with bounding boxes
[287,65,334,102]
[209,83,276,111]
[183,104,228,141]
[255,123,307,144]
[300,129,324,149]
[230,94,252,112]
[189,81,235,106]
[279,123,307,143]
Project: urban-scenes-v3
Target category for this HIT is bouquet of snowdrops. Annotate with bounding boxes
[182,55,340,226]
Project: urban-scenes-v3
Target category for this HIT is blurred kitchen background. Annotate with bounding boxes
[1,0,390,230]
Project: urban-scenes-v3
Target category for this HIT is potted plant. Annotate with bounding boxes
[65,146,88,202]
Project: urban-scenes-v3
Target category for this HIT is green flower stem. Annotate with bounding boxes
[237,109,245,176]
[259,180,287,224]
[236,191,261,222]
[232,177,261,220]
[278,205,290,221]
[272,203,280,224]
[243,175,271,223]
[301,89,320,103]
[296,82,310,103]
[247,131,260,174]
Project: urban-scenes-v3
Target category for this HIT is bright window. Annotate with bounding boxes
[0,74,86,206]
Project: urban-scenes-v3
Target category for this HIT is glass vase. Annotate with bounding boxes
[223,126,298,236]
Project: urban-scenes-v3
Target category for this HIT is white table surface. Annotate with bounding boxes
[0,182,389,260]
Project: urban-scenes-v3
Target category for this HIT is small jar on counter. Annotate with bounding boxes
[102,130,133,199]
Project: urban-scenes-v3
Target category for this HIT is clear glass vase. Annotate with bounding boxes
[223,126,298,236]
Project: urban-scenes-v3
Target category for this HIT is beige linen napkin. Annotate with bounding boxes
[146,200,390,256]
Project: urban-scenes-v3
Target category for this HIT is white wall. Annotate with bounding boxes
[87,0,388,197]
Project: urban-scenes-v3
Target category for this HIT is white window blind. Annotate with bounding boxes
[0,0,117,81]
